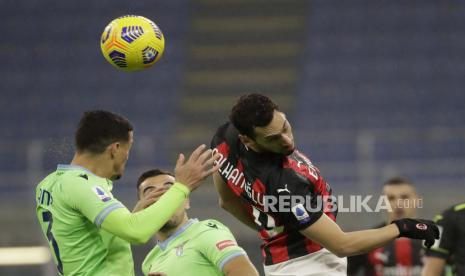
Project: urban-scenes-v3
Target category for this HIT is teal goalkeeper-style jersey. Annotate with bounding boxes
[142,219,247,276]
[35,164,133,276]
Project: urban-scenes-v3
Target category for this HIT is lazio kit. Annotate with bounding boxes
[142,218,246,276]
[35,164,133,276]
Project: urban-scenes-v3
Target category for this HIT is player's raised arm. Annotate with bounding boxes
[213,171,259,231]
[101,145,220,244]
[300,213,439,257]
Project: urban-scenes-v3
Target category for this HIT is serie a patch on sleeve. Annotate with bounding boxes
[92,186,112,202]
[292,203,311,224]
[216,240,236,251]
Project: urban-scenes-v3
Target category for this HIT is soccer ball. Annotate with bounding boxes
[100,15,165,72]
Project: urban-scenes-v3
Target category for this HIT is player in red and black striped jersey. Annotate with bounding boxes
[211,94,440,275]
[212,122,337,265]
[348,177,424,276]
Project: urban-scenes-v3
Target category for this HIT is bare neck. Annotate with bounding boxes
[156,215,190,242]
[70,152,112,179]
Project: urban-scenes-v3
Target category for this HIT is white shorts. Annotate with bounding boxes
[263,248,347,276]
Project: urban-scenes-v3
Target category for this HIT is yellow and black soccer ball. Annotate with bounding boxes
[100,15,165,72]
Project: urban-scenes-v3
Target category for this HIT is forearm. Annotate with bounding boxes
[301,213,400,257]
[226,266,258,276]
[223,255,259,276]
[339,224,399,256]
[101,183,189,244]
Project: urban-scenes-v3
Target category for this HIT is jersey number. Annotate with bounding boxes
[42,211,63,274]
[252,206,283,238]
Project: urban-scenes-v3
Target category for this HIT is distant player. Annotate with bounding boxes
[348,177,424,276]
[211,94,439,275]
[134,168,258,276]
[422,202,465,276]
[35,110,219,275]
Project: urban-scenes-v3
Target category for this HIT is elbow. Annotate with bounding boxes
[133,231,153,244]
[326,245,346,258]
[327,244,353,258]
[122,232,150,245]
[333,249,348,258]
[132,236,149,245]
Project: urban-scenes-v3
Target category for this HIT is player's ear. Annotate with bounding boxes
[108,142,120,159]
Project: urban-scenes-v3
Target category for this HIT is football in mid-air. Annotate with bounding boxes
[100,15,165,72]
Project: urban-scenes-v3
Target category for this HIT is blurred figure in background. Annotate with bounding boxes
[422,202,465,276]
[348,177,424,276]
[134,168,258,276]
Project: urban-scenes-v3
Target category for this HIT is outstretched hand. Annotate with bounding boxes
[174,144,221,192]
[392,218,440,248]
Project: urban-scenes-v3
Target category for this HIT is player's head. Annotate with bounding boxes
[382,177,419,222]
[230,94,295,155]
[75,110,133,180]
[136,169,190,232]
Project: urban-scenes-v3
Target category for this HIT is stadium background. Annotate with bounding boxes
[1,0,464,275]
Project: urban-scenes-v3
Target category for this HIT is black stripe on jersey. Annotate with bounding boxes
[411,240,422,265]
[286,231,312,261]
[384,240,397,267]
[263,243,273,265]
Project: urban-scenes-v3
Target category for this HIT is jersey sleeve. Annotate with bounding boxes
[101,183,190,244]
[197,220,247,271]
[425,208,458,259]
[63,177,125,226]
[274,169,324,231]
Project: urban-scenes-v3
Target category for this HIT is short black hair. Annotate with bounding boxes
[136,168,174,191]
[383,177,414,186]
[75,110,133,154]
[229,94,278,138]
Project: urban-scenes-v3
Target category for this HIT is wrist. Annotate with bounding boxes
[390,221,401,237]
[172,182,191,197]
[392,219,408,237]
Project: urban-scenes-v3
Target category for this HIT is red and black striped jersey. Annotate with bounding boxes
[348,223,424,276]
[211,122,338,265]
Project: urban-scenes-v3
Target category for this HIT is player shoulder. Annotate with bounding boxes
[444,202,465,215]
[283,150,322,184]
[452,202,465,213]
[435,203,465,223]
[60,169,92,184]
[212,122,239,147]
[198,219,231,232]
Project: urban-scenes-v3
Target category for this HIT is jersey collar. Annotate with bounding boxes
[157,218,198,250]
[57,164,104,180]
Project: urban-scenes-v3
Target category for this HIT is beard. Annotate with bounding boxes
[160,219,180,232]
[110,174,122,181]
[111,162,125,180]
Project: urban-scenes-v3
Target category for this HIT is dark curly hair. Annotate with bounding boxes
[229,94,278,139]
